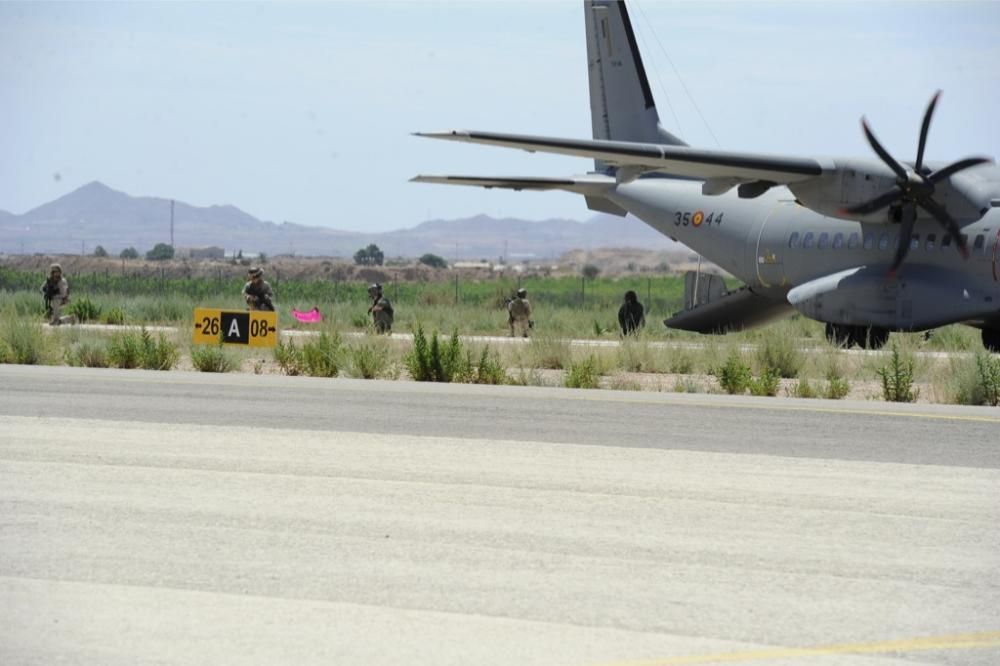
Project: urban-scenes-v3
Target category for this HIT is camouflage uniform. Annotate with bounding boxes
[242,268,275,311]
[371,295,394,334]
[41,264,75,326]
[367,283,393,334]
[507,291,532,338]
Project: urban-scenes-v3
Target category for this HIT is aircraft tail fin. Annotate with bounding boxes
[585,0,685,174]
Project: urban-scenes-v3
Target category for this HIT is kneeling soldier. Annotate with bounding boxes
[242,267,275,311]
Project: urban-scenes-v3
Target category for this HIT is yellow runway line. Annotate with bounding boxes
[598,630,1000,666]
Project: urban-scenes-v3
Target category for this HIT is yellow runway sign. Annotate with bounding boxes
[193,308,277,347]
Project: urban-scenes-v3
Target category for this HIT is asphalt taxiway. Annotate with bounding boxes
[2,365,998,665]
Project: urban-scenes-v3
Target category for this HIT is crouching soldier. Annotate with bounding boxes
[242,267,275,311]
[507,287,532,338]
[367,283,394,334]
[41,263,76,326]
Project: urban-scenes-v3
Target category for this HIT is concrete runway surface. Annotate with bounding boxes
[1,365,999,666]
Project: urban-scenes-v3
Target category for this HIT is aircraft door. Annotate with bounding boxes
[753,203,795,289]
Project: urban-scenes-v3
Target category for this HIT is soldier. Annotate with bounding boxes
[40,263,76,326]
[367,282,394,334]
[618,290,645,336]
[507,287,532,337]
[242,267,275,311]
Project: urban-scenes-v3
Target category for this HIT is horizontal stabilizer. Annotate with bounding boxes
[411,176,576,191]
[410,173,615,194]
[415,130,825,184]
[663,286,792,333]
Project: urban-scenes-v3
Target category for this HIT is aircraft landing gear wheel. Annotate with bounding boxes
[983,329,1000,354]
[855,326,889,350]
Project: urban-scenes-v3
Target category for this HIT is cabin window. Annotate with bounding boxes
[925,234,936,250]
[863,233,874,250]
[910,234,919,250]
[848,232,860,249]
[878,233,890,251]
[833,233,844,249]
[818,232,830,249]
[942,235,953,249]
[974,234,986,252]
[789,232,800,248]
[803,232,815,248]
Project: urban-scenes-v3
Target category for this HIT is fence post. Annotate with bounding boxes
[454,274,459,305]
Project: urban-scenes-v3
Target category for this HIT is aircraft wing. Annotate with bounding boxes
[415,130,825,184]
[663,286,793,333]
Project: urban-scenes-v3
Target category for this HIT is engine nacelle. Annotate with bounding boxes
[787,158,987,224]
[788,159,898,223]
[786,265,996,331]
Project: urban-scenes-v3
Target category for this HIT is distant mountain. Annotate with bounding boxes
[0,181,679,258]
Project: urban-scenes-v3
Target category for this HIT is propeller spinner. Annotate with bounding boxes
[843,91,990,276]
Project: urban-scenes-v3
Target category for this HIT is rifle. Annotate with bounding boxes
[41,279,60,314]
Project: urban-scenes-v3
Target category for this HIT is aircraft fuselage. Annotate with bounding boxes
[609,176,1000,331]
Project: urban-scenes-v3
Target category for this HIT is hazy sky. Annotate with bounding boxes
[2,1,999,232]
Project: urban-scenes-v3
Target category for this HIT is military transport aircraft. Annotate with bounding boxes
[413,0,1000,352]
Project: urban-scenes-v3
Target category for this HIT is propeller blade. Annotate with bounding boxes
[928,156,993,184]
[918,197,970,259]
[887,205,917,277]
[842,186,902,215]
[915,90,941,173]
[862,118,908,181]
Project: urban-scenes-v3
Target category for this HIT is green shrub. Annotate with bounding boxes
[274,339,302,375]
[107,328,178,370]
[406,326,433,381]
[824,373,851,400]
[299,332,342,377]
[190,344,237,373]
[791,378,818,399]
[141,331,179,370]
[347,341,393,379]
[103,306,126,326]
[716,351,751,395]
[755,333,803,378]
[667,350,695,375]
[351,312,370,328]
[0,315,51,365]
[405,327,467,382]
[672,377,701,393]
[876,344,918,402]
[68,296,102,323]
[749,367,780,396]
[468,346,507,385]
[65,341,110,368]
[952,353,1000,406]
[565,355,601,389]
[107,330,144,368]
